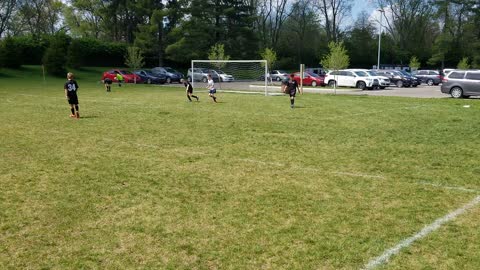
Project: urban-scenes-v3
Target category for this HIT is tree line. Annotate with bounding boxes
[0,0,479,75]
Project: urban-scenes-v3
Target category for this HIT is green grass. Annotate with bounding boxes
[1,66,479,269]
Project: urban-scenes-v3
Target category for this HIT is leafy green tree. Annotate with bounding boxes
[208,43,230,61]
[321,41,349,93]
[321,41,349,71]
[279,0,324,66]
[409,56,421,71]
[166,0,258,64]
[125,46,144,83]
[457,57,470,69]
[134,8,165,66]
[17,0,65,37]
[377,0,437,65]
[344,13,377,68]
[260,48,277,72]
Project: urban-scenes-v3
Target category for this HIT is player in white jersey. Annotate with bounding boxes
[206,74,217,103]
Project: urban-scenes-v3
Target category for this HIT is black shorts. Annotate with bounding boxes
[105,80,112,85]
[289,90,296,97]
[67,95,78,105]
[187,89,193,94]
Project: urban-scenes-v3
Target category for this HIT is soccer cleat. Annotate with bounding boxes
[69,114,75,118]
[290,104,294,109]
[196,97,199,101]
[75,112,80,118]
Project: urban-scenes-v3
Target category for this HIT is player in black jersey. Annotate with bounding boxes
[182,79,199,102]
[282,74,299,108]
[104,77,112,92]
[64,72,80,118]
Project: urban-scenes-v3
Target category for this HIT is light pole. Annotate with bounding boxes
[377,9,385,70]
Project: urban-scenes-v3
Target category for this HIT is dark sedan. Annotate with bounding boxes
[134,70,167,84]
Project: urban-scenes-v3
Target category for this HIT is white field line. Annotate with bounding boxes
[333,171,385,179]
[417,181,480,193]
[363,195,480,270]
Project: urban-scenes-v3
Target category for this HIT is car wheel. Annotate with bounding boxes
[380,86,385,89]
[450,87,464,98]
[328,80,336,87]
[187,76,192,82]
[427,79,434,86]
[202,77,207,83]
[276,77,281,81]
[357,81,366,90]
[311,81,317,87]
[166,77,171,84]
[396,80,403,88]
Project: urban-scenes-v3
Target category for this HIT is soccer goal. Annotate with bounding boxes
[190,60,270,96]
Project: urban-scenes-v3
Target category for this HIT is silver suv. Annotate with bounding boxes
[187,68,220,82]
[441,70,480,98]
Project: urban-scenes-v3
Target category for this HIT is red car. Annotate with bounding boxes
[291,71,325,87]
[102,69,143,83]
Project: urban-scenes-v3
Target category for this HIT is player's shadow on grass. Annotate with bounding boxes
[79,115,99,119]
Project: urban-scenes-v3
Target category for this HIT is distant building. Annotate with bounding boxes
[372,64,411,71]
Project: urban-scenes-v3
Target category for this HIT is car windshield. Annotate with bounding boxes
[306,72,320,77]
[164,67,177,73]
[278,70,288,74]
[399,70,411,76]
[354,71,368,77]
[201,69,210,73]
[216,70,225,74]
[367,71,378,76]
[120,70,132,75]
[144,70,154,75]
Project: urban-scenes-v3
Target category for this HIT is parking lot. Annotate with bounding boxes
[314,85,449,98]
[162,81,477,99]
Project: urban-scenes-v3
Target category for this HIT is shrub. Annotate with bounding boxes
[0,37,22,68]
[43,33,70,76]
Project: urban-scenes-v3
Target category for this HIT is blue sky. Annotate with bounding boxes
[351,0,376,19]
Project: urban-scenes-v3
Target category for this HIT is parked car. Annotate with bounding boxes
[441,70,480,98]
[443,68,455,76]
[306,67,327,76]
[375,70,412,88]
[412,70,442,86]
[259,70,289,81]
[212,70,234,82]
[398,70,420,87]
[151,67,183,83]
[324,70,378,90]
[364,70,390,89]
[270,70,289,81]
[134,70,166,84]
[187,68,220,82]
[291,71,325,87]
[102,69,142,83]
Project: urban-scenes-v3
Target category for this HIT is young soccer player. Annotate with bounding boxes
[286,74,299,108]
[116,73,123,87]
[104,77,112,92]
[206,74,217,103]
[182,79,199,102]
[64,72,80,118]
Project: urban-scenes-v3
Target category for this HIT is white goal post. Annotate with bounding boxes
[191,60,269,96]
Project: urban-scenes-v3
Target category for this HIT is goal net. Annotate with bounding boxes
[190,60,271,96]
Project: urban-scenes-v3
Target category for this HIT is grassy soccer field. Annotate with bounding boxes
[1,66,479,269]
